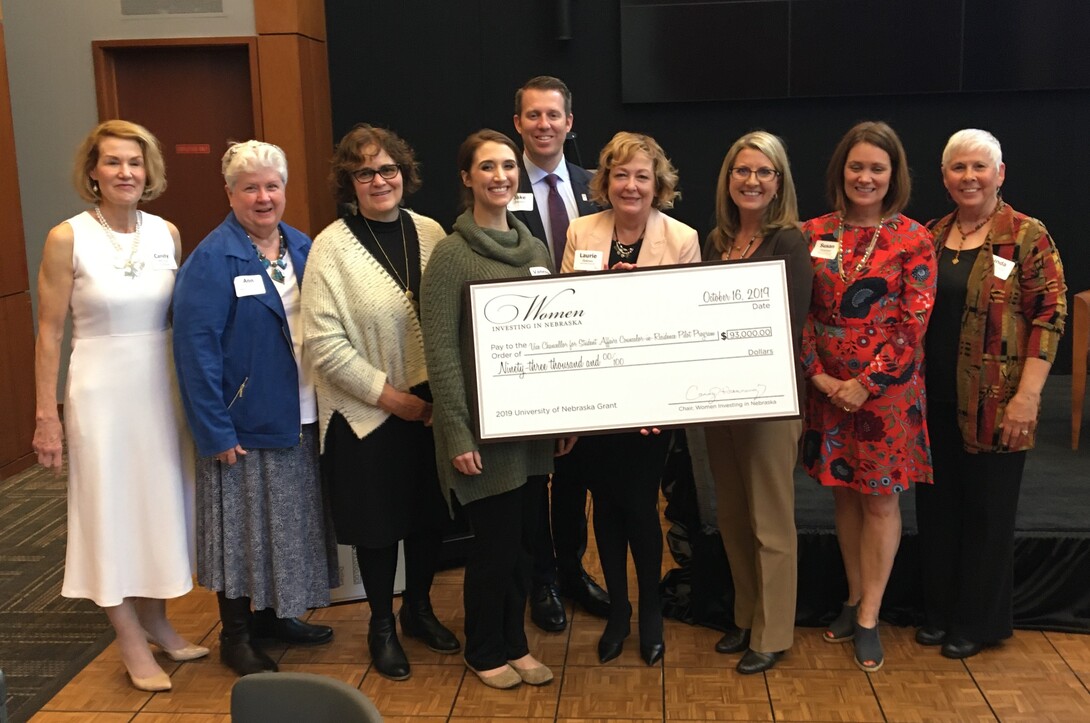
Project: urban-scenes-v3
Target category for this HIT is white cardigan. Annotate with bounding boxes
[302,210,445,449]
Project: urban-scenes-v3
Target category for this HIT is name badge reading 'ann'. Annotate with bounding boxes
[234,274,265,297]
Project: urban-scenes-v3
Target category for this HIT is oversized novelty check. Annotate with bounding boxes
[466,258,800,441]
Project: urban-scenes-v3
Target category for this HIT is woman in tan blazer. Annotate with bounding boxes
[560,132,699,667]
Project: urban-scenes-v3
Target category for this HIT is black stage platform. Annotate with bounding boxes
[664,374,1090,634]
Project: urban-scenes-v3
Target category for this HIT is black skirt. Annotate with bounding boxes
[321,386,450,548]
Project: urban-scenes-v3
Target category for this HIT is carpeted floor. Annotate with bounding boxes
[0,461,114,723]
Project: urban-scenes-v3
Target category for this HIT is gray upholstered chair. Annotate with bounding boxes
[230,671,382,722]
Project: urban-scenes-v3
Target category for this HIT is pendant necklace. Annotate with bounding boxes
[250,233,287,282]
[950,200,1003,265]
[363,213,415,310]
[728,232,759,259]
[612,226,645,260]
[835,215,885,284]
[93,206,143,278]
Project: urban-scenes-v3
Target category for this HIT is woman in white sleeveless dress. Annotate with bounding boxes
[33,120,207,692]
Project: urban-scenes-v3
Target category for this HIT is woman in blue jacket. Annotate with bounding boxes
[173,140,338,677]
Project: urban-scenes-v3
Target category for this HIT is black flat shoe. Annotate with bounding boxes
[559,570,611,619]
[640,642,665,666]
[941,637,994,659]
[714,628,751,654]
[399,602,460,654]
[220,634,278,676]
[915,626,946,646]
[369,616,410,680]
[252,611,333,646]
[529,583,567,632]
[736,649,783,675]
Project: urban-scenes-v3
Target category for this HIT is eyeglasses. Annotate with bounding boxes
[729,166,780,182]
[351,164,402,184]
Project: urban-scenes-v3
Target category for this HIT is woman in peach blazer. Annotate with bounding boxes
[559,132,699,667]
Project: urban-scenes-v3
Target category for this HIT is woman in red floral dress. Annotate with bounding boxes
[800,121,936,672]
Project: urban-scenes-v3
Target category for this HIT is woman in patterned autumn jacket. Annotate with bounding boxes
[914,128,1066,661]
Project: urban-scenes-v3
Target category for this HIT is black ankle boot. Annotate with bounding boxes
[217,592,277,676]
[399,600,460,653]
[369,615,410,680]
[251,607,333,646]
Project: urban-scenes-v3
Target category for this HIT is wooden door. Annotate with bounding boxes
[0,14,37,477]
[94,39,260,258]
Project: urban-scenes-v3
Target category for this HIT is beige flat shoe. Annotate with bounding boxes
[465,660,522,689]
[508,659,553,685]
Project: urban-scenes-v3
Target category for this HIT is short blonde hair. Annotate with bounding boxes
[222,140,288,189]
[73,120,167,203]
[710,130,799,255]
[589,131,680,210]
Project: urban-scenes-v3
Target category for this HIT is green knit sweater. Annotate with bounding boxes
[420,210,555,507]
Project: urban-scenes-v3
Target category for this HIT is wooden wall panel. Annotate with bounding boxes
[0,292,37,478]
[0,18,28,296]
[0,16,36,477]
[255,33,335,236]
[254,0,325,41]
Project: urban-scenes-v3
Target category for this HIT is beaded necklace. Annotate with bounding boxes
[93,206,143,278]
[835,215,886,284]
[950,201,1003,265]
[251,233,287,283]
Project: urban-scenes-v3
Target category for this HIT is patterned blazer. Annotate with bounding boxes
[928,203,1066,452]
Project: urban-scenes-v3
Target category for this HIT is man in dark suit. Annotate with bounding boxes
[510,76,609,632]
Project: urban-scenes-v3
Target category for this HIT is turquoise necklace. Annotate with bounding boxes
[251,233,287,283]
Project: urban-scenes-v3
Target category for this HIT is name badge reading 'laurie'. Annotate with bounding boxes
[234,274,265,297]
[573,249,604,272]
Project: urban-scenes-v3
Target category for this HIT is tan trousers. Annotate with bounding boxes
[705,419,802,653]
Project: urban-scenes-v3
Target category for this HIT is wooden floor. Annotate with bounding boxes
[29,511,1090,723]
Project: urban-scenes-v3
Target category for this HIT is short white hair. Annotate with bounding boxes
[222,140,288,189]
[941,129,1003,170]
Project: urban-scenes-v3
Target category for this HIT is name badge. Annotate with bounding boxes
[233,274,265,297]
[508,193,534,212]
[811,240,838,260]
[529,266,551,276]
[573,249,604,272]
[149,252,178,270]
[992,255,1015,280]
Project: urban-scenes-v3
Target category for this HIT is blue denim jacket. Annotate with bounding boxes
[173,212,312,457]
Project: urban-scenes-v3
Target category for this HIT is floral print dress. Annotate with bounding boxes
[800,213,937,494]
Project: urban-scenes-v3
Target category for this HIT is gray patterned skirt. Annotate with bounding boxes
[195,424,339,617]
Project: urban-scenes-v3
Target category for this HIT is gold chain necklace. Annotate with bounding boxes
[950,200,1003,265]
[728,232,759,259]
[93,206,143,278]
[362,213,415,308]
[835,215,885,284]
